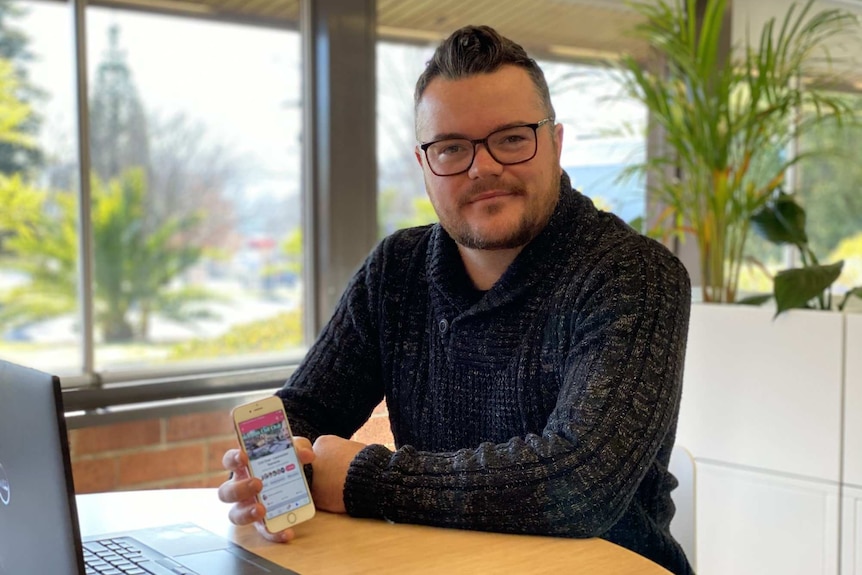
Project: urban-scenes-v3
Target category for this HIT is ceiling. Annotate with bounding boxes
[84,0,649,63]
[375,0,647,62]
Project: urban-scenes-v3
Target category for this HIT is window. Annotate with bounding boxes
[0,0,79,375]
[542,61,646,225]
[733,0,862,299]
[376,40,434,237]
[0,0,306,385]
[797,93,862,292]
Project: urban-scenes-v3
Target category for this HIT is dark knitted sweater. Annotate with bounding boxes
[277,173,693,575]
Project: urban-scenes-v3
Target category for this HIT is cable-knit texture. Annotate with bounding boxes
[277,173,693,575]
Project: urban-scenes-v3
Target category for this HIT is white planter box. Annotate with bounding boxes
[677,304,844,481]
[844,314,862,489]
[675,304,859,574]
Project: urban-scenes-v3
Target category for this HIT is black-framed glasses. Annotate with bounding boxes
[419,117,554,177]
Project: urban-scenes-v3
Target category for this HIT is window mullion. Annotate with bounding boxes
[71,0,96,379]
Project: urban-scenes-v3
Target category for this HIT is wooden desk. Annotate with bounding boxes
[77,489,670,574]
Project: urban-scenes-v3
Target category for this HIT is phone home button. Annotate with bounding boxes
[287,512,297,524]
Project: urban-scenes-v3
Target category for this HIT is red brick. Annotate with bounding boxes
[117,444,206,487]
[70,420,162,456]
[166,411,235,442]
[72,458,117,494]
[207,438,240,472]
[168,478,208,489]
[203,473,230,489]
[352,415,394,447]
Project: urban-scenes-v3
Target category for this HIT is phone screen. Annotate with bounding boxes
[237,409,310,519]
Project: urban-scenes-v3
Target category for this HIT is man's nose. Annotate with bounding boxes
[468,142,504,178]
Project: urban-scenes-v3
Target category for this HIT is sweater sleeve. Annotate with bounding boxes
[342,237,691,538]
[275,246,385,443]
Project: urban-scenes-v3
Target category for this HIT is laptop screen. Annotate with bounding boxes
[0,360,86,575]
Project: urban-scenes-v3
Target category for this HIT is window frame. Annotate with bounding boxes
[45,0,379,420]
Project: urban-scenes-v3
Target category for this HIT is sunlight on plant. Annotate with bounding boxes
[589,195,613,213]
[830,232,862,288]
[168,310,302,360]
[737,260,779,295]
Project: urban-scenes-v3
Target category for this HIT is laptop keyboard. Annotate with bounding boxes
[83,537,197,575]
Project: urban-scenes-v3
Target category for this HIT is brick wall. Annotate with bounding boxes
[69,401,395,494]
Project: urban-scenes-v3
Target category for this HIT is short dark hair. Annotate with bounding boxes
[414,25,555,119]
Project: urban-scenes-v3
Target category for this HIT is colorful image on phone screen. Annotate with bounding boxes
[238,410,310,519]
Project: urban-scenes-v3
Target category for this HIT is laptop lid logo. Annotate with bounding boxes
[0,462,9,505]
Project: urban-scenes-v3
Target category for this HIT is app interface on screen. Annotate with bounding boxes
[239,410,310,519]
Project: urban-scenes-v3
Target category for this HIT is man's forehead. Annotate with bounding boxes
[415,67,544,138]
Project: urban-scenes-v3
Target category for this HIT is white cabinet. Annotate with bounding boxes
[696,462,839,575]
[677,305,848,574]
[844,315,862,575]
[844,315,862,488]
[843,486,862,575]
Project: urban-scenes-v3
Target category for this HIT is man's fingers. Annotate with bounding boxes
[227,500,263,526]
[222,491,295,543]
[217,476,261,505]
[217,446,292,544]
[296,446,314,465]
[294,436,312,451]
[222,448,247,473]
[293,436,314,465]
[254,521,295,544]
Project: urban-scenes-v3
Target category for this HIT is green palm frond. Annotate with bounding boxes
[618,0,859,302]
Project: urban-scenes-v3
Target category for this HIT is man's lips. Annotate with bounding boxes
[467,189,518,204]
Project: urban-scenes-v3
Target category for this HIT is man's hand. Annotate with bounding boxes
[216,438,314,543]
[310,435,368,514]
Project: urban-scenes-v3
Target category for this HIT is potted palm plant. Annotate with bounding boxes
[617,0,858,303]
[613,2,862,570]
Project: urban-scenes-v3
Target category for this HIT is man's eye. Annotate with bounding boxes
[439,143,467,155]
[500,134,527,145]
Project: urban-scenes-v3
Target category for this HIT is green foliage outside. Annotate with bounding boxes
[0,0,43,175]
[0,58,32,150]
[0,167,214,342]
[0,22,231,347]
[261,227,302,282]
[797,96,862,256]
[168,310,302,360]
[89,24,150,183]
[378,188,437,238]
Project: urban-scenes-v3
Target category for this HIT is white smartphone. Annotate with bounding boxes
[232,396,315,532]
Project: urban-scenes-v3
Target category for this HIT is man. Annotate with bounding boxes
[219,25,693,575]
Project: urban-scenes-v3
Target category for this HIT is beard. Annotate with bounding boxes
[439,179,558,250]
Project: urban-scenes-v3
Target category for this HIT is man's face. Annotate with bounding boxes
[414,65,564,251]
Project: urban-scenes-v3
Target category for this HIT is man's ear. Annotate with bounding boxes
[414,145,424,168]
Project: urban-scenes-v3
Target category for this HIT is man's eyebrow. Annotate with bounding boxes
[421,131,467,143]
[421,121,535,143]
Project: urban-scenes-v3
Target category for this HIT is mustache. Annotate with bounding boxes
[462,180,527,202]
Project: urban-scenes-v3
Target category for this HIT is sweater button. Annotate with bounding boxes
[438,319,449,334]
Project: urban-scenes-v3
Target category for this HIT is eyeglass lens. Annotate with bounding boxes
[425,125,538,176]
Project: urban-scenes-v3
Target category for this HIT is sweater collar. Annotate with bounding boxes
[427,172,589,313]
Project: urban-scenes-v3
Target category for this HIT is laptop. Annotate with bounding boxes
[0,359,300,575]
